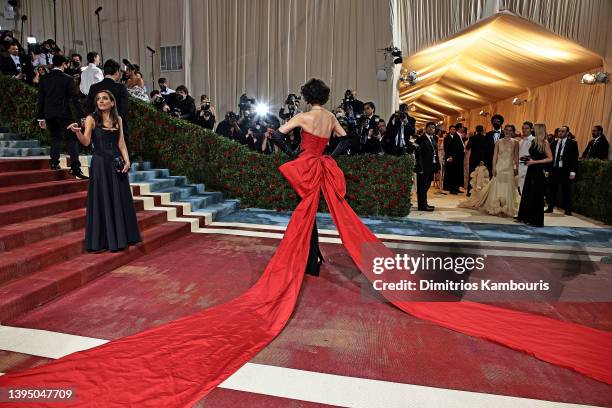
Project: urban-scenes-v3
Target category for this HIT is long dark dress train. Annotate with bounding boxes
[86,126,141,251]
[1,132,610,406]
[517,142,548,227]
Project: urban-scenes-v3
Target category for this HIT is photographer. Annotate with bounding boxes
[216,112,243,143]
[33,39,56,68]
[166,85,196,121]
[238,93,256,119]
[65,53,82,77]
[158,78,175,100]
[279,93,301,122]
[385,105,416,155]
[195,94,216,129]
[150,90,170,113]
[340,89,364,115]
[356,102,381,154]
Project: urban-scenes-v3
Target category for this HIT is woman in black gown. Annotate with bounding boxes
[68,90,142,251]
[516,123,553,227]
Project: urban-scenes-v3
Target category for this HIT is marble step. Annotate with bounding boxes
[194,200,240,219]
[0,133,25,141]
[131,162,153,171]
[0,140,41,148]
[0,147,50,157]
[128,169,171,183]
[144,176,188,192]
[178,192,224,211]
[156,184,207,201]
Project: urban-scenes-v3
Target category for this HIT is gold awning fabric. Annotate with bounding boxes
[400,11,604,124]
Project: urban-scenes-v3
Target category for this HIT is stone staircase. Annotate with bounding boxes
[0,132,50,157]
[129,161,240,221]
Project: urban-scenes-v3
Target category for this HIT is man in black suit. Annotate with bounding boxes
[86,59,129,143]
[385,104,416,155]
[37,54,86,178]
[414,122,440,211]
[443,125,465,194]
[465,125,486,195]
[482,114,503,174]
[547,125,579,215]
[357,102,382,154]
[0,42,31,81]
[582,125,609,160]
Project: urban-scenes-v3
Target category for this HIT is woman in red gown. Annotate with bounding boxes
[0,80,610,407]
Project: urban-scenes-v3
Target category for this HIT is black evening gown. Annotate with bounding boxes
[86,126,142,251]
[517,143,547,227]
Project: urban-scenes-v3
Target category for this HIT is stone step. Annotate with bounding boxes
[145,176,188,192]
[0,133,26,141]
[178,192,224,211]
[0,147,50,157]
[156,184,206,201]
[128,169,171,183]
[194,199,240,220]
[0,140,41,148]
[131,162,153,171]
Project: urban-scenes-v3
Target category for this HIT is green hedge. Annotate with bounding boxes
[572,159,612,224]
[0,75,414,217]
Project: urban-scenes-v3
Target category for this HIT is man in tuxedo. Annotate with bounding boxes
[86,59,129,143]
[385,104,416,155]
[465,125,486,195]
[482,114,503,174]
[37,55,86,178]
[357,102,381,154]
[414,122,439,211]
[582,125,609,160]
[547,125,579,215]
[443,125,465,194]
[0,42,30,81]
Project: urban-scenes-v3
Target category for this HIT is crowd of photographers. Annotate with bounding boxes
[215,90,419,157]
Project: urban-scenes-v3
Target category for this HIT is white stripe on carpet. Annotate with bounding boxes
[0,325,596,408]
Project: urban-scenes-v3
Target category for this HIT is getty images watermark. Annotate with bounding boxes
[360,246,610,303]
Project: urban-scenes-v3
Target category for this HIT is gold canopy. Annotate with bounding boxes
[399,11,604,124]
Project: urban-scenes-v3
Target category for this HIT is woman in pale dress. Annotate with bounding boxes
[125,63,149,102]
[460,125,520,217]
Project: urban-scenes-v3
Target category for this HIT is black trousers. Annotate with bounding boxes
[296,193,322,276]
[47,117,81,170]
[548,167,572,212]
[416,170,433,209]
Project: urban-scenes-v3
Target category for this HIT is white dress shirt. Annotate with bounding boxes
[10,54,21,72]
[34,53,54,67]
[80,63,104,95]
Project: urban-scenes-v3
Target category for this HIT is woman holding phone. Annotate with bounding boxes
[68,90,141,252]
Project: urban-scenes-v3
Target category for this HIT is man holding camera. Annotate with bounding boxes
[150,90,171,113]
[356,102,381,154]
[37,54,86,178]
[385,104,416,155]
[158,78,175,100]
[279,94,302,122]
[167,85,196,121]
[195,94,216,129]
[216,112,243,143]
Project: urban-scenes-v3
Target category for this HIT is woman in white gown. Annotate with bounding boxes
[460,125,520,217]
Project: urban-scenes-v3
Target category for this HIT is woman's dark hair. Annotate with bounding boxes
[504,124,516,133]
[92,90,121,129]
[301,78,330,105]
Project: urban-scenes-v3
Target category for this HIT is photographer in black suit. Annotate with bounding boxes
[465,125,486,195]
[357,102,381,154]
[385,104,416,155]
[0,42,32,82]
[414,122,440,211]
[582,125,609,160]
[546,125,579,215]
[86,59,129,143]
[37,54,86,178]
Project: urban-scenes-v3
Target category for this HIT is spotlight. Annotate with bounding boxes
[457,115,465,121]
[393,56,403,64]
[391,48,402,57]
[409,104,417,112]
[436,120,444,126]
[399,70,419,86]
[27,35,37,44]
[581,72,609,84]
[512,97,527,106]
[255,103,269,116]
[479,110,490,117]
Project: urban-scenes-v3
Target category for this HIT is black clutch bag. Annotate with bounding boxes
[112,156,125,172]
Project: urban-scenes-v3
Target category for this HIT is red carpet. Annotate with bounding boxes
[1,146,611,407]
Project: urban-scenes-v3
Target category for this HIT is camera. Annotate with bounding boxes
[342,89,354,106]
[225,111,239,124]
[279,93,301,120]
[239,94,256,116]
